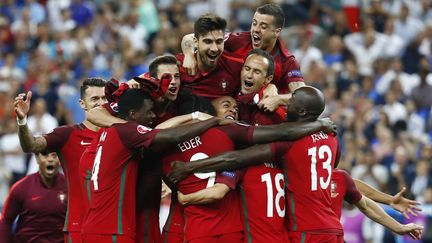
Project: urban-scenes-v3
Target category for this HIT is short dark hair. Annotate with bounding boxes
[246,49,275,77]
[118,89,153,118]
[149,55,178,78]
[80,77,106,99]
[177,91,216,116]
[194,13,227,39]
[256,4,285,28]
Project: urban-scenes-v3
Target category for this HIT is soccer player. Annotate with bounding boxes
[0,152,67,243]
[80,88,224,243]
[182,4,304,104]
[14,78,107,243]
[331,169,423,240]
[168,86,342,242]
[176,13,244,99]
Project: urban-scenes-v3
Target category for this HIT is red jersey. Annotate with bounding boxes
[224,32,304,94]
[177,52,243,99]
[272,131,343,234]
[43,124,97,233]
[331,170,363,219]
[0,173,67,243]
[162,124,254,241]
[81,122,160,238]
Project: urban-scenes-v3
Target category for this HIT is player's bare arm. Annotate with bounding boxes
[87,106,126,127]
[14,91,48,153]
[252,118,336,143]
[354,179,421,219]
[354,195,423,240]
[155,112,213,129]
[288,81,305,93]
[177,183,230,206]
[181,33,197,76]
[168,144,273,184]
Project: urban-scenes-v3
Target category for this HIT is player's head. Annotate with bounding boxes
[149,55,181,101]
[118,89,156,126]
[240,49,274,94]
[80,77,108,111]
[251,4,284,52]
[211,96,238,120]
[194,13,227,71]
[177,93,217,116]
[286,86,325,122]
[36,152,61,181]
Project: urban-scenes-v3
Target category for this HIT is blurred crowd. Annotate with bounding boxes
[1,0,432,241]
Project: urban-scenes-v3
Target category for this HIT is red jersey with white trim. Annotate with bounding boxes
[0,173,67,243]
[177,51,243,99]
[81,122,160,238]
[331,169,363,219]
[272,131,343,234]
[224,32,304,94]
[162,124,254,241]
[43,123,97,233]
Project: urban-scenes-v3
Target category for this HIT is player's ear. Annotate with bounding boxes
[265,74,273,84]
[79,99,86,110]
[298,108,306,117]
[193,36,198,49]
[274,27,282,39]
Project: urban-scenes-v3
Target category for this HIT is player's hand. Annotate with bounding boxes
[183,53,197,76]
[319,118,337,135]
[168,161,191,184]
[126,79,141,89]
[14,91,32,119]
[177,191,188,206]
[390,187,422,219]
[193,111,214,121]
[397,223,423,240]
[258,95,282,112]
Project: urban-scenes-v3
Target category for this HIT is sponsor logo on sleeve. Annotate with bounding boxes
[287,70,303,78]
[221,171,236,178]
[137,125,152,134]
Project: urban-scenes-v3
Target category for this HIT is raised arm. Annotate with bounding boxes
[181,33,197,76]
[87,106,126,127]
[168,144,273,184]
[177,183,230,206]
[355,196,423,240]
[14,91,47,153]
[155,112,213,129]
[252,118,336,143]
[354,179,421,219]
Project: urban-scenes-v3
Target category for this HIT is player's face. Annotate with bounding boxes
[196,30,224,70]
[285,92,300,122]
[80,86,107,111]
[157,64,181,101]
[135,99,156,127]
[240,54,273,94]
[211,96,239,120]
[250,12,281,52]
[37,152,60,180]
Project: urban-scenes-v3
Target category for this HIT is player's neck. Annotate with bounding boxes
[265,40,277,54]
[82,119,100,132]
[154,99,172,117]
[39,173,56,188]
[197,58,215,73]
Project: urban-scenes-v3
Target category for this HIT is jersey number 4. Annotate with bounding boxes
[261,172,285,218]
[308,145,332,191]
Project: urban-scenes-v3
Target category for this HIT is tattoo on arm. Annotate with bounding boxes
[18,125,47,153]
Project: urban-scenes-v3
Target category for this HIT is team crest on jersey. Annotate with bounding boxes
[331,181,338,198]
[287,70,303,78]
[58,192,67,204]
[137,125,151,134]
[110,102,119,113]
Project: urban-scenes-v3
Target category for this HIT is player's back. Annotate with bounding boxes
[162,126,243,241]
[282,131,342,233]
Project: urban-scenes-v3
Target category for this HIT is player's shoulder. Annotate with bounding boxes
[114,122,153,135]
[225,31,250,41]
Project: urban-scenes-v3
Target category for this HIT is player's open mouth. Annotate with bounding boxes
[252,35,261,45]
[207,53,219,61]
[225,115,235,120]
[168,87,177,95]
[244,80,254,87]
[46,165,55,175]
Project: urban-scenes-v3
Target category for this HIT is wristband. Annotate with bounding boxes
[191,111,199,120]
[17,116,27,126]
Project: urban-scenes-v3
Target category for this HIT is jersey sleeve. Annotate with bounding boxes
[115,122,161,151]
[0,181,24,243]
[43,125,73,152]
[283,56,304,84]
[215,123,255,147]
[341,170,363,204]
[215,171,238,190]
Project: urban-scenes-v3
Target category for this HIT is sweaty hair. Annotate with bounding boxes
[194,13,227,39]
[80,77,106,99]
[177,90,216,116]
[246,49,275,77]
[149,55,178,78]
[118,89,153,118]
[256,4,285,29]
